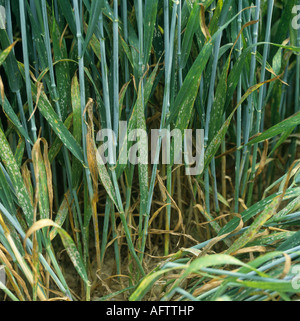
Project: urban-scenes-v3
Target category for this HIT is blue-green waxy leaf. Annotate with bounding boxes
[115,62,160,179]
[234,279,300,293]
[204,78,276,169]
[16,63,84,166]
[143,0,158,66]
[33,90,85,165]
[128,22,140,77]
[218,188,300,236]
[167,8,250,130]
[0,95,33,146]
[180,2,200,69]
[57,0,76,36]
[208,57,229,143]
[25,3,49,76]
[82,0,103,55]
[168,38,213,129]
[129,254,248,301]
[226,194,283,254]
[270,0,296,58]
[51,18,71,121]
[248,111,300,146]
[18,60,84,164]
[277,230,300,251]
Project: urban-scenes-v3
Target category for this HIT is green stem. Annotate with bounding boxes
[99,10,144,276]
[113,0,119,137]
[247,0,274,206]
[234,0,243,213]
[19,0,38,142]
[141,0,178,261]
[239,0,260,194]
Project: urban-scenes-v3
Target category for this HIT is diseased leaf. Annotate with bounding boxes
[0,127,34,226]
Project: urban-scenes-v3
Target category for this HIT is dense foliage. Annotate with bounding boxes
[0,0,300,301]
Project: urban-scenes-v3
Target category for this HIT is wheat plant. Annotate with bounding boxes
[0,0,300,301]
